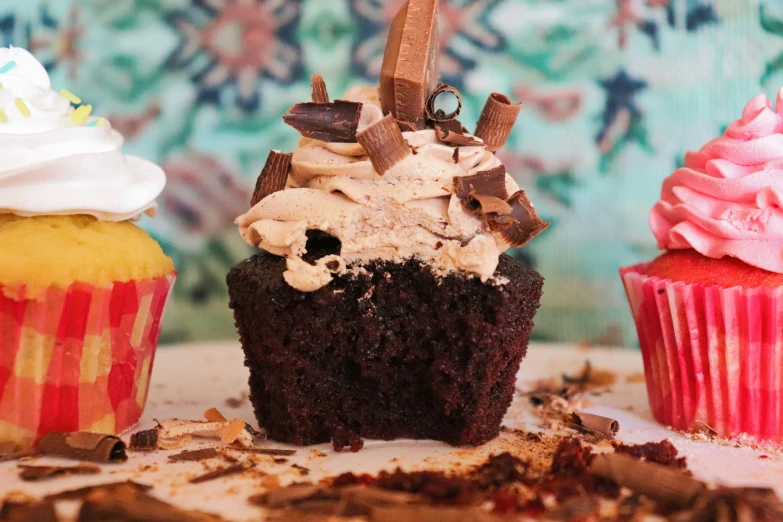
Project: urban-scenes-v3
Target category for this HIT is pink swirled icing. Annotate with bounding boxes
[650,90,783,273]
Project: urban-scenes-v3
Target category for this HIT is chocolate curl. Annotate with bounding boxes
[489,189,549,248]
[129,429,159,450]
[379,0,440,130]
[474,93,522,152]
[356,113,412,175]
[19,463,101,482]
[250,150,293,207]
[589,453,706,508]
[425,83,462,122]
[570,412,619,440]
[283,100,363,143]
[310,74,329,103]
[228,446,296,456]
[38,432,127,463]
[434,120,483,146]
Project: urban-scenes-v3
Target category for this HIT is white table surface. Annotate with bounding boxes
[1,343,781,521]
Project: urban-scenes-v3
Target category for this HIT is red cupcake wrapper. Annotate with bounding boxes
[0,273,176,445]
[621,264,783,442]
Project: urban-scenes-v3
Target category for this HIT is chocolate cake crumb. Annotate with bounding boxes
[612,440,688,470]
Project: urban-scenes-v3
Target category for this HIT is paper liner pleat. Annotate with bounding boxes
[621,264,783,442]
[0,273,175,445]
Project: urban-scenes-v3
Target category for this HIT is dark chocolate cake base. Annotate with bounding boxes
[227,252,543,449]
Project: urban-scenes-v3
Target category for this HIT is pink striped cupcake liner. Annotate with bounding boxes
[0,272,176,446]
[621,264,783,443]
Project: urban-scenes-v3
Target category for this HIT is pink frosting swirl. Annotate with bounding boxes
[650,90,783,273]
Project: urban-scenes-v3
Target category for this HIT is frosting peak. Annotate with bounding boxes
[237,86,542,291]
[651,88,783,273]
[0,47,165,221]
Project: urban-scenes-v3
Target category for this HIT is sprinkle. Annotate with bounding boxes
[0,82,4,89]
[85,117,105,128]
[71,104,92,125]
[96,117,105,126]
[59,89,81,104]
[15,98,30,117]
[0,61,17,74]
[0,110,7,123]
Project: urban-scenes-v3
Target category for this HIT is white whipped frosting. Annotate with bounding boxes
[0,47,165,221]
[238,86,527,291]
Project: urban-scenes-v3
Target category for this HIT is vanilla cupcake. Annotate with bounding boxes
[0,47,174,445]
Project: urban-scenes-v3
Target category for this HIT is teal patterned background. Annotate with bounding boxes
[5,0,783,346]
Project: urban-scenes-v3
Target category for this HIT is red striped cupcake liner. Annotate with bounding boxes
[0,272,175,445]
[621,264,783,443]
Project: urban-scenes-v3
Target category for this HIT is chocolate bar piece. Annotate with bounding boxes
[379,0,440,130]
[283,101,363,143]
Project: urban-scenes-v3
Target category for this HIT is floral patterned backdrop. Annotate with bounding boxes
[5,0,783,346]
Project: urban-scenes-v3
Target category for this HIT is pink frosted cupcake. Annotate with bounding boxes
[622,90,783,443]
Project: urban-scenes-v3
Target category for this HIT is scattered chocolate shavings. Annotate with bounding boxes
[563,360,592,385]
[454,166,509,201]
[379,0,439,130]
[38,432,127,463]
[189,461,254,484]
[589,453,706,508]
[77,482,225,522]
[452,148,459,164]
[672,486,783,522]
[282,100,363,143]
[0,498,58,522]
[250,150,293,207]
[425,83,462,122]
[168,448,219,462]
[273,457,288,464]
[129,429,159,451]
[488,189,549,248]
[570,412,619,440]
[356,113,411,175]
[44,481,153,501]
[251,484,339,509]
[19,463,101,482]
[292,463,310,476]
[310,73,329,103]
[228,445,296,456]
[434,119,484,146]
[474,92,522,152]
[611,440,688,470]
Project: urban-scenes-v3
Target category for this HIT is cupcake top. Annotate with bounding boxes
[236,0,547,292]
[651,90,783,273]
[0,47,165,222]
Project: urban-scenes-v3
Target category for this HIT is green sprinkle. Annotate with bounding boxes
[59,88,81,104]
[15,98,30,117]
[0,110,7,123]
[0,61,17,74]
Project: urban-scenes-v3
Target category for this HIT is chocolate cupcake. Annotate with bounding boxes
[228,0,548,449]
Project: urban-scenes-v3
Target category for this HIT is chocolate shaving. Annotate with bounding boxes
[356,113,411,175]
[292,463,310,476]
[129,429,159,450]
[283,100,363,143]
[563,360,592,385]
[474,93,522,152]
[45,481,153,501]
[38,432,127,463]
[19,463,101,482]
[452,148,459,164]
[252,485,339,509]
[589,453,706,508]
[310,74,329,103]
[379,0,440,130]
[570,412,619,440]
[488,189,549,247]
[425,83,462,122]
[168,448,219,462]
[0,448,38,462]
[189,461,254,484]
[434,119,483,146]
[77,483,224,522]
[250,150,293,207]
[228,445,296,456]
[454,166,509,201]
[371,505,502,522]
[0,499,58,522]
